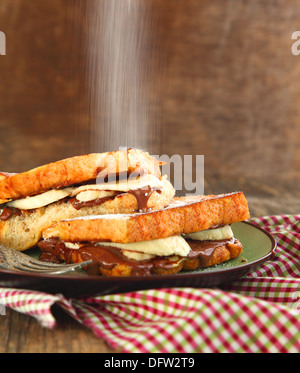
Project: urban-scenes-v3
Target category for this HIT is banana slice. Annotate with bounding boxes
[64,242,82,250]
[7,188,74,210]
[122,250,155,261]
[71,174,165,195]
[75,190,117,202]
[96,235,191,257]
[184,225,233,241]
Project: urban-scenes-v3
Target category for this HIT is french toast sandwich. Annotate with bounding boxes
[0,149,175,251]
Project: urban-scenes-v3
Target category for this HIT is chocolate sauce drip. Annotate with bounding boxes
[0,207,21,221]
[68,184,161,212]
[79,245,155,276]
[128,185,161,212]
[186,238,234,268]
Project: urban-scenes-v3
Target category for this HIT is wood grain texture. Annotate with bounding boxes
[0,305,117,353]
[160,0,300,182]
[0,0,299,182]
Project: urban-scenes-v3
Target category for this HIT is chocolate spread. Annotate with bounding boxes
[68,195,119,210]
[68,185,161,212]
[0,207,21,221]
[38,239,176,276]
[128,185,161,212]
[186,238,234,268]
[38,237,237,276]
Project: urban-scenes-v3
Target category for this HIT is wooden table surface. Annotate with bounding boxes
[0,176,298,354]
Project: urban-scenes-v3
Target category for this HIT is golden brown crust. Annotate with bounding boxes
[0,172,14,203]
[99,259,186,276]
[0,178,175,251]
[0,149,162,201]
[0,172,15,181]
[42,191,250,243]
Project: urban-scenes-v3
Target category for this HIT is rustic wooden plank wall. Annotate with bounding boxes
[0,0,299,203]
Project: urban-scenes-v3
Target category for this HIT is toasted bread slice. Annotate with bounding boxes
[42,191,249,243]
[0,172,15,181]
[0,178,175,251]
[0,172,14,203]
[0,148,162,202]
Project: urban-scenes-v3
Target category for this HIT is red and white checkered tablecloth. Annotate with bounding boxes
[0,215,299,353]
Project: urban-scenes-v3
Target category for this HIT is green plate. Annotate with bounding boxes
[0,221,276,297]
[232,221,276,265]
